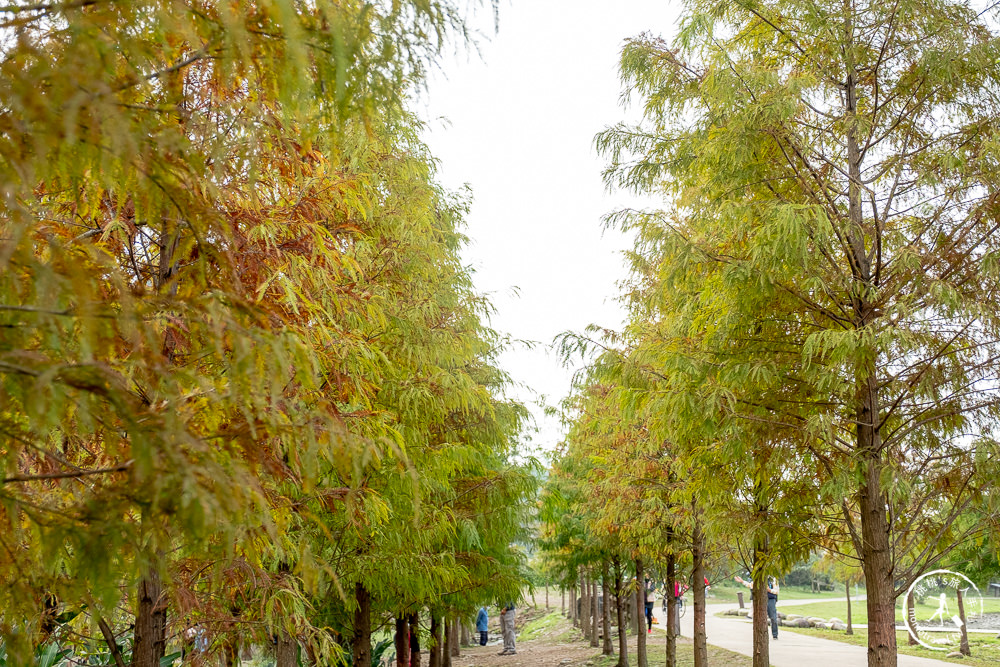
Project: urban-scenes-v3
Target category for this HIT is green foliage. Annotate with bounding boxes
[0,0,533,663]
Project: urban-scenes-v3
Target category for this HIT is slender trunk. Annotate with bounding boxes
[562,585,566,617]
[614,559,629,667]
[351,583,372,667]
[666,549,676,667]
[428,615,441,667]
[751,537,770,667]
[632,580,641,636]
[545,583,549,609]
[846,581,855,636]
[408,613,421,667]
[635,558,647,667]
[957,588,970,656]
[133,224,179,667]
[442,617,452,667]
[450,617,460,658]
[396,616,411,667]
[859,452,896,667]
[97,615,127,667]
[131,569,167,667]
[276,633,297,667]
[459,621,470,648]
[692,509,708,667]
[844,5,895,662]
[590,571,599,648]
[751,575,769,667]
[570,578,578,626]
[581,570,591,640]
[602,560,614,656]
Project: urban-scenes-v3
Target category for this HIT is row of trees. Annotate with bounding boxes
[0,1,534,665]
[543,0,1000,666]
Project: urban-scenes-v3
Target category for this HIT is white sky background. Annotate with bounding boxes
[418,1,682,460]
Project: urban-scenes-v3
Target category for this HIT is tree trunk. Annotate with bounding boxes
[562,585,566,617]
[602,560,614,656]
[846,581,854,636]
[396,616,411,667]
[428,615,441,667]
[751,536,770,667]
[352,583,372,667]
[957,587,971,656]
[666,549,676,667]
[276,633,297,667]
[581,570,591,640]
[545,583,549,609]
[692,510,707,667]
[131,569,167,667]
[614,558,629,667]
[590,571,599,648]
[570,578,578,626]
[449,617,460,658]
[408,613,421,667]
[635,558,647,667]
[858,451,897,667]
[843,7,897,664]
[632,581,641,636]
[751,574,769,667]
[442,617,452,667]
[460,621,470,648]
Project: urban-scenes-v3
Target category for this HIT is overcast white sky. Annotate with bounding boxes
[419,1,682,459]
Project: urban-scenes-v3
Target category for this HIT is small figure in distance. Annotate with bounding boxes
[476,606,489,646]
[644,578,656,634]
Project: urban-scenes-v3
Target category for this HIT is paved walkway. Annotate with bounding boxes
[653,598,957,667]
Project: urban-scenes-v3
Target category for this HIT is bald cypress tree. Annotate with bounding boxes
[598,0,1000,665]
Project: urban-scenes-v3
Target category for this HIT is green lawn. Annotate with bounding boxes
[781,595,1000,626]
[782,627,1000,667]
[709,583,843,604]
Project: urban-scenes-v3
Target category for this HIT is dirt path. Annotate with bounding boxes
[451,596,600,667]
[451,639,602,667]
[449,595,709,667]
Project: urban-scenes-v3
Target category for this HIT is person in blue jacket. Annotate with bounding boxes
[476,606,489,646]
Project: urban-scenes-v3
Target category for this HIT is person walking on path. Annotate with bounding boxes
[498,602,516,655]
[735,575,780,639]
[644,578,655,633]
[476,606,489,646]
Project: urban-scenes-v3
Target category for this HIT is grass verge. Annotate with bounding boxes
[782,626,1000,667]
[587,637,753,667]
